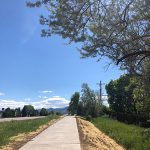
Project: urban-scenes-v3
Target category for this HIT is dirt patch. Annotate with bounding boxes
[76,117,125,150]
[0,117,62,150]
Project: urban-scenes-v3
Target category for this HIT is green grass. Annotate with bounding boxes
[92,116,150,150]
[0,115,59,148]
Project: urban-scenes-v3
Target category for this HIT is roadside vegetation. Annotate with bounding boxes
[0,115,59,148]
[68,83,105,119]
[77,117,124,150]
[1,105,49,118]
[106,74,150,127]
[69,81,150,149]
[92,116,150,150]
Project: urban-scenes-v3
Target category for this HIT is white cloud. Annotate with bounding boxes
[53,96,60,98]
[24,98,31,102]
[38,96,49,99]
[43,96,48,99]
[0,100,26,109]
[102,95,109,106]
[102,95,108,101]
[39,90,53,94]
[0,92,5,96]
[0,96,69,110]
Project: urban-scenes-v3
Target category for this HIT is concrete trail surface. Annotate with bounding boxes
[19,116,81,150]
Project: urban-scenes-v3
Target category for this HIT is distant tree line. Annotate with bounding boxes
[0,105,53,118]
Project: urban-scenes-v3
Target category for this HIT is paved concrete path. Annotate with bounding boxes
[20,116,81,150]
[0,116,46,122]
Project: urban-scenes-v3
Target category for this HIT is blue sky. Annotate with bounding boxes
[0,1,124,109]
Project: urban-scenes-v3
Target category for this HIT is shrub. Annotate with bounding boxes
[86,115,92,121]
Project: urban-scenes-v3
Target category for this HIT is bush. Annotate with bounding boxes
[56,112,62,116]
[86,115,92,121]
[2,108,15,118]
[40,108,48,116]
[109,111,150,127]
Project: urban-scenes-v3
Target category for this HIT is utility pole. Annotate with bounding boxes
[99,81,102,103]
[97,81,106,104]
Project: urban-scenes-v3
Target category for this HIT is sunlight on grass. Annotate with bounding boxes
[92,116,150,150]
[0,115,59,148]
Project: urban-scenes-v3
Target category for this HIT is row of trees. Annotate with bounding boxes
[78,83,103,118]
[106,74,150,127]
[1,105,49,118]
[68,79,150,127]
[68,83,106,119]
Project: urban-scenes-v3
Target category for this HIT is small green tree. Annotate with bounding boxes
[77,101,85,116]
[106,75,137,114]
[22,105,35,117]
[2,108,15,118]
[40,108,48,116]
[79,83,100,117]
[68,92,80,115]
[15,108,21,117]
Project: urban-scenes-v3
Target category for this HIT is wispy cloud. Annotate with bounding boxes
[39,90,53,94]
[0,92,5,96]
[38,96,49,99]
[0,100,26,109]
[0,96,69,110]
[53,96,60,98]
[24,98,31,102]
[21,12,39,45]
[43,96,48,99]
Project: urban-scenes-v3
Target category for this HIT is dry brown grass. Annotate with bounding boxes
[76,117,125,150]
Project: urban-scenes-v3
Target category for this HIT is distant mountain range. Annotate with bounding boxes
[47,107,68,114]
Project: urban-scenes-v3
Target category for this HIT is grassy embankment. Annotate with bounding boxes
[92,116,150,150]
[0,115,59,148]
